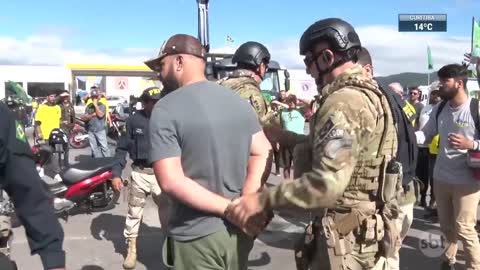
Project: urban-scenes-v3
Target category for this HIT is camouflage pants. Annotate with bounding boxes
[374,182,416,270]
[124,171,169,238]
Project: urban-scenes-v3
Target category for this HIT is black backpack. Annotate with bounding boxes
[378,84,418,186]
[435,98,480,133]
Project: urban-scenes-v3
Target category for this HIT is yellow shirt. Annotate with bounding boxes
[403,101,417,126]
[86,97,108,107]
[32,101,38,110]
[86,97,110,124]
[35,104,61,139]
[429,134,440,155]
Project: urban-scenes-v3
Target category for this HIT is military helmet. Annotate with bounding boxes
[5,96,16,107]
[140,87,162,101]
[232,41,271,67]
[299,18,361,55]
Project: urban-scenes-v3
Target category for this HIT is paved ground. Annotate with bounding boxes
[9,127,479,269]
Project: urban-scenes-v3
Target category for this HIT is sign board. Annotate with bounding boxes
[291,79,317,100]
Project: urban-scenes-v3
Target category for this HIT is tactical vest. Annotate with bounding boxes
[319,77,398,204]
[218,75,275,126]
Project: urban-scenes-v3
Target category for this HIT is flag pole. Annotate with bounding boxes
[472,17,475,55]
[427,45,431,85]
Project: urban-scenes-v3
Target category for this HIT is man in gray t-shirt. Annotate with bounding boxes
[417,64,480,269]
[83,88,109,158]
[146,34,271,270]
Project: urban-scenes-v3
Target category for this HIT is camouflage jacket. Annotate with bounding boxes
[218,69,278,127]
[60,103,75,132]
[259,65,398,211]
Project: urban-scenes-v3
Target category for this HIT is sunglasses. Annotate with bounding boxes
[303,49,328,67]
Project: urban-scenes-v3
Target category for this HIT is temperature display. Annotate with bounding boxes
[398,14,447,32]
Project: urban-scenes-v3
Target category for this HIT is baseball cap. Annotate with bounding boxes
[144,34,206,71]
[59,90,70,97]
[140,87,162,101]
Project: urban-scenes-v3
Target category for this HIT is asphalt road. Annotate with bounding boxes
[9,128,478,270]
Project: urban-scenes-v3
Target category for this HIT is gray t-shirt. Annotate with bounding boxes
[85,103,106,132]
[422,98,480,185]
[149,80,261,241]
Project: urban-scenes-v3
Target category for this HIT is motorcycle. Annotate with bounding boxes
[69,110,125,148]
[69,122,89,149]
[108,111,125,140]
[32,137,119,215]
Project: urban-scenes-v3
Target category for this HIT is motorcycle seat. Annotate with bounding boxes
[61,157,118,186]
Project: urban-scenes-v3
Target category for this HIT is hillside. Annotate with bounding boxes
[375,72,438,88]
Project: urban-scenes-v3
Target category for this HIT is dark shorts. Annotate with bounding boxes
[280,145,295,168]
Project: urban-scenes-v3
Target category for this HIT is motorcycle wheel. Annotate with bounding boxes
[88,181,120,212]
[69,129,89,149]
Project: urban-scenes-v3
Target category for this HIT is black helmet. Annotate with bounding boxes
[48,128,68,146]
[140,87,162,101]
[299,18,361,55]
[232,41,271,67]
[5,96,17,107]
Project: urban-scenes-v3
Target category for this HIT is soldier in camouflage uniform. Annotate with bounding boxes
[218,41,282,185]
[224,18,401,270]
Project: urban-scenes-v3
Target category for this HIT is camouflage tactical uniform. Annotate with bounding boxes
[218,69,278,127]
[60,102,75,133]
[259,65,400,269]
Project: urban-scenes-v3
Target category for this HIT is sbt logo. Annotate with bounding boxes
[418,229,447,258]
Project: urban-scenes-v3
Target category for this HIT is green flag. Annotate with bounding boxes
[5,81,31,104]
[427,46,433,70]
[473,18,480,57]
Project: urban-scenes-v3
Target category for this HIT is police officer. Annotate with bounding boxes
[225,18,400,270]
[219,41,307,185]
[0,102,66,270]
[111,87,169,270]
[218,41,277,127]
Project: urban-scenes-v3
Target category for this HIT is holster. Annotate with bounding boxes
[378,158,402,204]
[312,215,354,269]
[294,220,316,270]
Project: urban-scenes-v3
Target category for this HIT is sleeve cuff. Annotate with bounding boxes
[38,250,66,269]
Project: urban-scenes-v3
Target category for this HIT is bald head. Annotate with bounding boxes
[388,82,404,98]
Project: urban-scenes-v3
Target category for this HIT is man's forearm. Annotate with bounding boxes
[157,174,231,216]
[94,105,105,118]
[243,153,269,195]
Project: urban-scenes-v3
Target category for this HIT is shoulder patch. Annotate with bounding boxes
[15,120,26,143]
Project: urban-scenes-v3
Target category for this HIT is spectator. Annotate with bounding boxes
[278,94,305,179]
[35,90,61,143]
[409,86,424,129]
[417,64,480,269]
[417,90,441,209]
[82,89,109,158]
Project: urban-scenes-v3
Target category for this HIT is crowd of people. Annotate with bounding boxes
[2,15,480,270]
